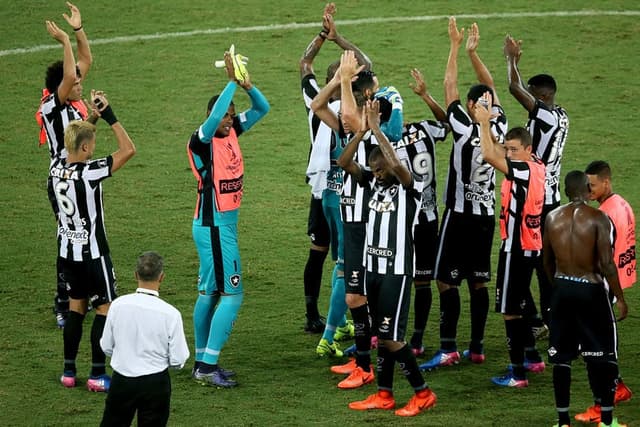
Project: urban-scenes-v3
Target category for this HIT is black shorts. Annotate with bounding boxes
[344,222,366,295]
[434,209,494,286]
[307,196,330,247]
[548,277,618,364]
[59,255,117,308]
[494,250,537,315]
[414,212,438,282]
[364,272,411,341]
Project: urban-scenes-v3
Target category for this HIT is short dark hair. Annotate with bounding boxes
[45,61,81,94]
[505,127,532,148]
[45,61,64,93]
[136,251,164,282]
[466,84,494,103]
[564,170,589,199]
[527,74,557,94]
[368,145,383,163]
[326,60,340,84]
[585,160,612,180]
[352,70,376,97]
[207,94,234,116]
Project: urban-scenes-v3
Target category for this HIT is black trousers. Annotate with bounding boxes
[100,370,171,427]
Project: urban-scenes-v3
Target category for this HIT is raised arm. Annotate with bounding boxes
[299,4,334,79]
[410,68,447,122]
[474,92,507,174]
[91,91,136,173]
[299,31,325,80]
[336,129,366,182]
[368,100,412,188]
[46,21,76,104]
[596,215,628,320]
[63,2,92,80]
[466,22,501,106]
[324,10,372,71]
[200,53,238,141]
[504,35,536,112]
[310,71,342,131]
[340,50,366,132]
[238,85,270,133]
[236,65,270,132]
[444,17,463,107]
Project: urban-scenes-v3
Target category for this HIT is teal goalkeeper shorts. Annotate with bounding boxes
[192,222,243,295]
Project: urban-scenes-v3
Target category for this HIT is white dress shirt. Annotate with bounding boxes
[100,288,190,377]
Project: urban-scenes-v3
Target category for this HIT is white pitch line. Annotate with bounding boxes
[2,9,639,57]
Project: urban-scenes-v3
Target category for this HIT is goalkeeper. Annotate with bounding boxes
[187,48,270,388]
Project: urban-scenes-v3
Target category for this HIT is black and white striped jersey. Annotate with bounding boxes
[301,75,340,162]
[364,176,423,276]
[394,120,448,222]
[444,100,508,216]
[526,100,569,207]
[40,92,85,164]
[49,156,113,261]
[340,132,376,223]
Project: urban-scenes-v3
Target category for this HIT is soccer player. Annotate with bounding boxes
[474,97,546,388]
[403,68,450,356]
[504,35,569,338]
[421,18,507,370]
[37,3,94,328]
[307,60,349,358]
[188,50,269,387]
[543,171,628,427]
[574,161,635,423]
[343,99,437,417]
[299,2,372,334]
[316,51,402,385]
[311,50,375,362]
[52,93,136,392]
[100,252,189,427]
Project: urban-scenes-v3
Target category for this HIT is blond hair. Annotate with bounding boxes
[64,120,96,153]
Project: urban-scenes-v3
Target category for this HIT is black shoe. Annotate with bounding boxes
[304,316,326,334]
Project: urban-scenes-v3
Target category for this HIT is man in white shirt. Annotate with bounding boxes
[100,252,190,427]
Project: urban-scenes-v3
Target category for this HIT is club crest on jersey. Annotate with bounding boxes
[349,270,360,285]
[230,274,241,287]
[379,316,392,333]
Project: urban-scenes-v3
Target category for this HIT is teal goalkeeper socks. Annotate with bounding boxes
[193,293,219,361]
[322,266,346,342]
[202,293,243,365]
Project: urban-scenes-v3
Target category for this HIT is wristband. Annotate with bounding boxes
[73,26,83,32]
[100,106,118,126]
[319,31,327,40]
